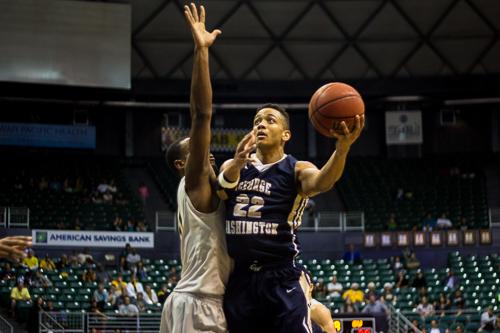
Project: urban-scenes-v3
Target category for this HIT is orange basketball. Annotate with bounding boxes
[308,82,365,138]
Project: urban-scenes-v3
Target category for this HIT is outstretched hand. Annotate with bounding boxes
[0,236,32,261]
[330,114,365,153]
[233,132,256,167]
[184,3,222,48]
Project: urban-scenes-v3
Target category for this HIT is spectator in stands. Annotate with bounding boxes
[410,319,422,333]
[136,292,147,312]
[343,243,361,264]
[365,282,378,300]
[28,296,44,333]
[452,289,465,308]
[138,182,150,206]
[144,285,158,304]
[422,213,436,231]
[416,296,434,319]
[89,299,107,321]
[126,219,136,232]
[136,220,147,232]
[96,263,111,284]
[112,272,127,289]
[74,177,84,193]
[40,254,56,271]
[362,293,387,315]
[10,279,31,316]
[126,248,141,270]
[39,177,48,191]
[82,267,97,282]
[457,217,468,231]
[74,218,83,230]
[126,274,145,299]
[314,280,327,300]
[0,262,16,280]
[436,213,453,229]
[63,178,73,193]
[108,180,117,193]
[45,300,55,312]
[97,179,109,194]
[157,284,170,304]
[115,193,128,205]
[133,261,148,280]
[396,270,409,289]
[68,250,79,267]
[454,325,463,333]
[77,248,93,265]
[342,282,364,303]
[22,249,39,270]
[93,283,109,310]
[386,213,397,231]
[119,296,139,316]
[32,269,52,288]
[381,282,396,304]
[103,190,114,204]
[326,275,343,298]
[108,285,121,308]
[393,256,404,271]
[342,298,359,313]
[56,254,69,270]
[113,216,124,231]
[443,271,459,290]
[429,320,441,333]
[479,307,497,332]
[412,270,427,289]
[404,251,421,270]
[435,293,451,317]
[49,178,62,192]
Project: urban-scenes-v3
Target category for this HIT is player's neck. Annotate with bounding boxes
[256,147,285,165]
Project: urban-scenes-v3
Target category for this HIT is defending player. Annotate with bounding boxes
[158,4,249,332]
[219,104,364,332]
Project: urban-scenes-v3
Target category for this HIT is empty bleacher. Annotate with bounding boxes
[338,158,489,231]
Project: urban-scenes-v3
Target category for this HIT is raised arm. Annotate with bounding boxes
[297,115,364,197]
[183,4,221,211]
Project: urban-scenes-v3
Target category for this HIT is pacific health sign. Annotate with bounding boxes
[0,123,96,149]
[33,230,154,248]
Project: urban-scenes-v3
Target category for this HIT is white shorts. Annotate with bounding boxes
[159,291,227,333]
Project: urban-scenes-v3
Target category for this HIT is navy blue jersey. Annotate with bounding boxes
[225,154,308,265]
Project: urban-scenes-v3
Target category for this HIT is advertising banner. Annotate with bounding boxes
[33,230,154,248]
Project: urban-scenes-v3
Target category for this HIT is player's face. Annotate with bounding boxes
[253,108,290,148]
[177,138,217,172]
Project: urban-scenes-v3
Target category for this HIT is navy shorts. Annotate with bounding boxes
[223,262,312,333]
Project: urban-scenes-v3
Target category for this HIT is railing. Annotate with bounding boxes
[388,304,422,333]
[0,313,13,333]
[39,311,83,333]
[8,207,30,228]
[490,208,500,227]
[155,211,176,231]
[40,312,162,333]
[0,207,30,228]
[0,207,6,228]
[155,210,364,232]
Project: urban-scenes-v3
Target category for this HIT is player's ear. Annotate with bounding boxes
[174,159,185,170]
[282,129,291,143]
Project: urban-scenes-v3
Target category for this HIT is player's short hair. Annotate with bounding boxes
[256,103,290,130]
[165,137,188,173]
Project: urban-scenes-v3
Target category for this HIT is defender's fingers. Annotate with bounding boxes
[190,3,199,22]
[211,29,222,38]
[184,6,194,25]
[200,5,206,23]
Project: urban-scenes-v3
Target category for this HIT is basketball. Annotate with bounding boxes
[308,82,365,138]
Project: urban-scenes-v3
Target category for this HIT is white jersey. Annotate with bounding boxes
[174,177,232,296]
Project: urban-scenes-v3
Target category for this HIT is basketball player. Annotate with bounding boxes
[219,104,364,332]
[158,4,253,332]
